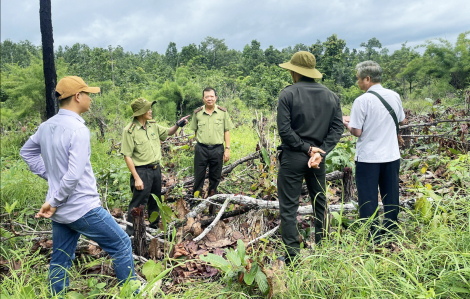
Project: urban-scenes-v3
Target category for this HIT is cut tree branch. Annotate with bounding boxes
[193,196,231,242]
[399,119,470,130]
[203,194,418,215]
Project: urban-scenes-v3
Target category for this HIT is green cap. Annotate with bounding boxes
[279,51,322,79]
[131,97,156,117]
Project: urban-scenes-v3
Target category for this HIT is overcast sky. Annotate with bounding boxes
[1,0,469,54]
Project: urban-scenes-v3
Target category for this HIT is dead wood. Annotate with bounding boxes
[193,197,231,242]
[342,167,355,202]
[301,170,344,194]
[131,205,148,257]
[205,194,418,215]
[341,119,470,139]
[245,225,280,248]
[199,206,253,227]
[399,118,470,130]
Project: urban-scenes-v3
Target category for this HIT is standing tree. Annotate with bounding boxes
[360,37,382,61]
[40,0,58,119]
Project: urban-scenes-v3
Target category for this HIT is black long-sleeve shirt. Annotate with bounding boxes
[277,77,344,155]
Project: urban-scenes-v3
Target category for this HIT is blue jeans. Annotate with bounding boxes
[49,207,135,296]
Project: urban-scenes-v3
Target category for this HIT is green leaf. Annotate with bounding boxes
[95,282,106,289]
[415,197,432,221]
[261,148,270,165]
[449,148,462,155]
[244,263,257,286]
[225,249,241,267]
[142,260,162,281]
[237,239,246,264]
[449,286,470,294]
[200,253,230,272]
[255,267,269,294]
[19,286,35,299]
[87,277,97,288]
[162,206,173,217]
[1,293,12,299]
[66,292,86,299]
[149,211,159,223]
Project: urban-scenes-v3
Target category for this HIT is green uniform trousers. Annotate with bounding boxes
[126,164,161,236]
[277,148,327,258]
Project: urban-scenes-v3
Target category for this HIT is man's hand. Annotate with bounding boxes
[35,202,57,219]
[309,146,326,157]
[176,115,191,127]
[223,149,230,162]
[342,115,350,127]
[308,153,322,169]
[134,177,144,190]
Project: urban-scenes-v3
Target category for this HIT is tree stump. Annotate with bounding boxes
[342,167,355,202]
[131,205,148,258]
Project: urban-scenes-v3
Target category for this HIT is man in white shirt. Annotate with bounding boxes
[343,61,405,242]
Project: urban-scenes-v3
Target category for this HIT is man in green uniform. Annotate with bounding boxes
[277,51,343,263]
[121,97,189,235]
[190,87,233,199]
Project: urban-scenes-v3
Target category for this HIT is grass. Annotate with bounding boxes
[2,191,470,298]
[1,98,469,298]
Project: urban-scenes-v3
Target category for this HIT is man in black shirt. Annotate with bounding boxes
[277,51,343,263]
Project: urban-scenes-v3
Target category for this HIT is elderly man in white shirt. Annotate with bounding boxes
[343,61,406,243]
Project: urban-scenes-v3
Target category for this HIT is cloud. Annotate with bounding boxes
[1,0,469,54]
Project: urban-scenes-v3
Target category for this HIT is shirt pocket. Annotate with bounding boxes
[134,136,149,150]
[215,118,224,128]
[197,121,206,132]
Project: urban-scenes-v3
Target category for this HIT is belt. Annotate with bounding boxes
[135,163,159,169]
[197,142,223,149]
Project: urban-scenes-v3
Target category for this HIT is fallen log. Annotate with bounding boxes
[399,118,470,130]
[204,193,418,215]
[193,197,231,242]
[301,170,345,195]
[341,119,470,139]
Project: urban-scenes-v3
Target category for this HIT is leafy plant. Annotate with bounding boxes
[200,239,270,295]
[325,140,355,173]
[150,195,175,232]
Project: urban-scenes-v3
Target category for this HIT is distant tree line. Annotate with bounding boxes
[1,32,469,125]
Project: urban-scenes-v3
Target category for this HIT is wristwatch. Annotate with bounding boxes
[225,146,230,150]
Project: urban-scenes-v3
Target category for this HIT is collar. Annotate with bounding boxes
[58,109,85,124]
[366,84,383,92]
[297,77,316,83]
[203,106,219,115]
[132,118,152,129]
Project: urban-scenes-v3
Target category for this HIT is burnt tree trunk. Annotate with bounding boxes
[131,205,148,257]
[342,167,355,202]
[40,0,58,119]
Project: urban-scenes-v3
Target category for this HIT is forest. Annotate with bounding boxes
[1,31,470,298]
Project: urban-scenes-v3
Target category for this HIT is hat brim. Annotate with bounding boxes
[82,86,101,94]
[132,101,157,117]
[279,62,323,79]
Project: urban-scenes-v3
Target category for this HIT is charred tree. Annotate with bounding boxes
[131,205,148,257]
[40,0,58,119]
[342,167,355,202]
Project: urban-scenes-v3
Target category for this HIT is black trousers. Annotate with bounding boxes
[193,143,224,196]
[126,165,161,236]
[355,159,400,238]
[277,149,327,258]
